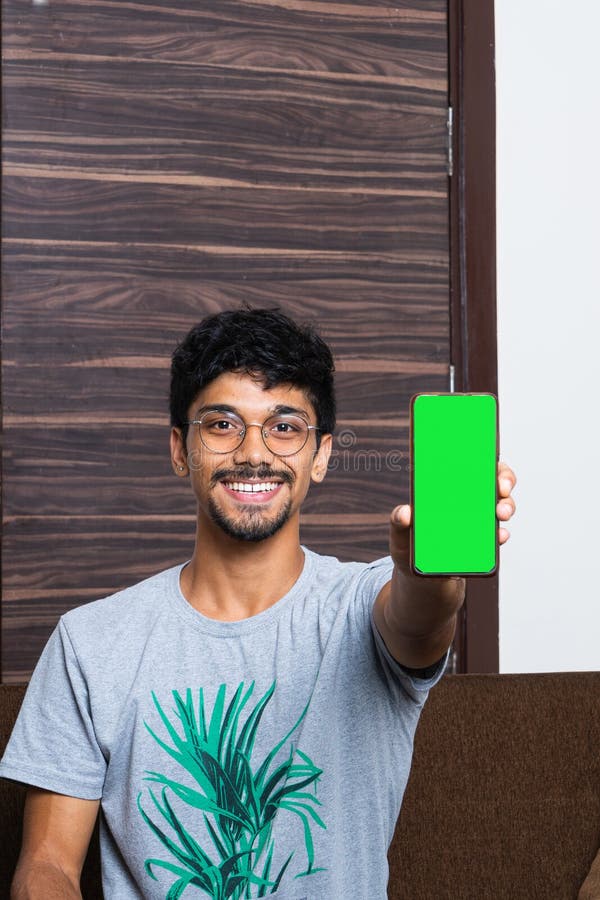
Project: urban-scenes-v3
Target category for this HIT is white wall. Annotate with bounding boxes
[495,1,600,671]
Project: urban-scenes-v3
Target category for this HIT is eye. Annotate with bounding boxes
[267,416,305,435]
[202,413,241,433]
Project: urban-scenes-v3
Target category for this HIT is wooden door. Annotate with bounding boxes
[2,0,452,682]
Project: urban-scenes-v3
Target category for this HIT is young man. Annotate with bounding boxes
[1,307,516,899]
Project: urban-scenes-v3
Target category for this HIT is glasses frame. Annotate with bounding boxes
[186,410,320,457]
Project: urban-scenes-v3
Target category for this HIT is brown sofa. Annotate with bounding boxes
[2,674,599,899]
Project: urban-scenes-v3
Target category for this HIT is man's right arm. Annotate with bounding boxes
[11,789,100,899]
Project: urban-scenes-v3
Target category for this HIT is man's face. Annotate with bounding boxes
[172,372,332,543]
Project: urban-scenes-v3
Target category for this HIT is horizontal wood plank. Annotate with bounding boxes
[3,0,446,82]
[2,56,446,142]
[1,245,449,383]
[2,239,448,273]
[3,177,447,254]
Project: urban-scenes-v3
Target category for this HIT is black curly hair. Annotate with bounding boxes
[170,306,336,445]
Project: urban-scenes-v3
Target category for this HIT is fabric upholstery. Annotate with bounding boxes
[389,673,600,899]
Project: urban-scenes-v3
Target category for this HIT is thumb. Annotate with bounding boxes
[391,504,412,528]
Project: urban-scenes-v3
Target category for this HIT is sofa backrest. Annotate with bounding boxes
[390,671,600,899]
[2,674,599,899]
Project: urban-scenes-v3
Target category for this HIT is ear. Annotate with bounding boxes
[170,427,188,476]
[310,433,333,483]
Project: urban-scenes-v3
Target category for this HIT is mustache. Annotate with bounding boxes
[211,466,293,486]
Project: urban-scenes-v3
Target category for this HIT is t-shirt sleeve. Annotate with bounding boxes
[0,618,106,799]
[370,620,449,703]
[354,555,448,703]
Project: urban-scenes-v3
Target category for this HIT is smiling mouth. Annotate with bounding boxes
[221,481,282,494]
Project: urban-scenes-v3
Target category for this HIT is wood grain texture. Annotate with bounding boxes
[2,0,446,80]
[1,0,449,680]
[3,177,447,252]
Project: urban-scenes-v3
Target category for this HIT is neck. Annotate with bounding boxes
[180,516,305,621]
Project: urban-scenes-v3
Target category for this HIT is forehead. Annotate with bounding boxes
[190,372,315,419]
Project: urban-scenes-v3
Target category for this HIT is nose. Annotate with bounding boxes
[232,422,274,467]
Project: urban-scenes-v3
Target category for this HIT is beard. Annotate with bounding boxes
[206,463,295,542]
[207,493,293,542]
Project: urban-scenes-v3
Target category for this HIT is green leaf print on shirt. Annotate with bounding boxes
[138,681,326,900]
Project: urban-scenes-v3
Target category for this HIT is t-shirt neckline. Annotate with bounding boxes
[167,545,316,636]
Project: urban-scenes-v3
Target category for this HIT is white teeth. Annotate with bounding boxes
[226,482,279,493]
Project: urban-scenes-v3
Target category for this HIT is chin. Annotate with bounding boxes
[208,499,292,543]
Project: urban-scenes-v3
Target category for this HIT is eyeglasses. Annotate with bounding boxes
[187,409,320,456]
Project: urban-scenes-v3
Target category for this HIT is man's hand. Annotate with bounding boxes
[389,460,517,575]
[373,461,517,669]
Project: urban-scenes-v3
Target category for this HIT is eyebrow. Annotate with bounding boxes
[195,404,237,416]
[195,403,310,420]
[271,404,310,419]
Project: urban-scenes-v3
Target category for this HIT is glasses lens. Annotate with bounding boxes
[199,412,245,452]
[263,415,309,455]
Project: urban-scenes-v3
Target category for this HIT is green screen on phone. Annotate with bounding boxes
[411,393,498,576]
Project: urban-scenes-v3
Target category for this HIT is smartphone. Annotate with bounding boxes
[410,392,498,576]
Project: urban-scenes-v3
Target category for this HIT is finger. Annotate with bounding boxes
[391,504,411,527]
[498,526,510,544]
[497,461,517,497]
[497,497,516,520]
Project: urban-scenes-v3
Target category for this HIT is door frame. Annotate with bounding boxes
[449,0,499,672]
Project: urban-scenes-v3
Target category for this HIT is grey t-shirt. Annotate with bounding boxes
[0,548,446,899]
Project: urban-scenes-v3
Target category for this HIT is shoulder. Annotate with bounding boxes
[303,547,393,598]
[59,563,185,647]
